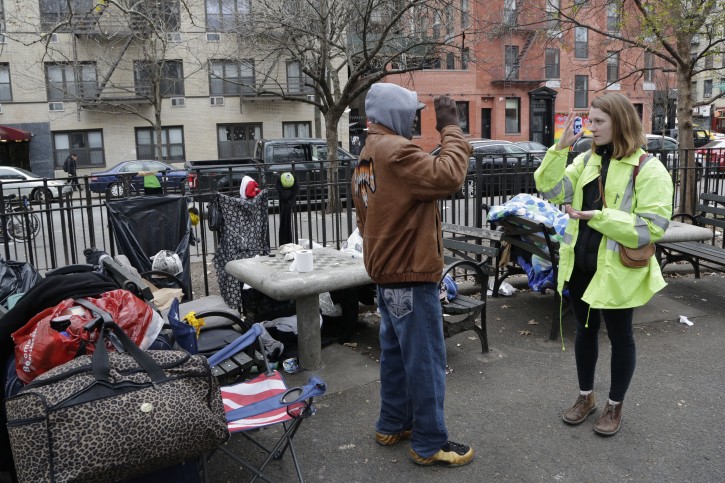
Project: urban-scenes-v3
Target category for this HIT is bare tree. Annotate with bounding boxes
[539,0,725,214]
[202,0,474,212]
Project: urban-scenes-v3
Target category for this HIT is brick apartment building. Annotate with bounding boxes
[355,0,673,152]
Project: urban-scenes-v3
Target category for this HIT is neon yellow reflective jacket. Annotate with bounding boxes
[534,145,673,309]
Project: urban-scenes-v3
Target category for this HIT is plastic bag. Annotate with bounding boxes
[0,259,42,308]
[167,298,198,354]
[12,289,157,384]
[207,194,224,231]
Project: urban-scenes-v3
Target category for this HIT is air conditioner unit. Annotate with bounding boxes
[167,32,182,42]
[210,96,224,106]
[206,32,221,42]
[48,102,64,112]
[49,33,59,44]
[170,97,186,107]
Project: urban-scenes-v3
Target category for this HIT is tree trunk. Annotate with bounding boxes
[676,66,697,215]
[325,118,341,214]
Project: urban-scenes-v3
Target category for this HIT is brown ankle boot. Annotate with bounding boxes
[562,393,597,425]
[594,401,623,436]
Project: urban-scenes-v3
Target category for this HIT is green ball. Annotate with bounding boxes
[281,172,295,188]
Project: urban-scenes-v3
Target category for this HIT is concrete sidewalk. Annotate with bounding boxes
[207,272,725,482]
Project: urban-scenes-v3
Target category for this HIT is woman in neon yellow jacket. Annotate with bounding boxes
[534,93,673,437]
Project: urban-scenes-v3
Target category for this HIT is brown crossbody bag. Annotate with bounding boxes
[598,154,655,268]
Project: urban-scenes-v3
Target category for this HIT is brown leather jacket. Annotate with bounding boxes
[351,124,471,284]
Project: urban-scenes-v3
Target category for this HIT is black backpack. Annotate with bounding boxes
[63,157,70,173]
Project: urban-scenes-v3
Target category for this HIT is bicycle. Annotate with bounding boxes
[1,195,40,243]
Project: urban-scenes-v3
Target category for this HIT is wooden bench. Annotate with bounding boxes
[488,215,562,341]
[658,192,725,277]
[440,223,501,353]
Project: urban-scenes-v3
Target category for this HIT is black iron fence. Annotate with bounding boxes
[2,148,723,296]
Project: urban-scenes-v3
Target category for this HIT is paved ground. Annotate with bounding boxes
[202,269,725,483]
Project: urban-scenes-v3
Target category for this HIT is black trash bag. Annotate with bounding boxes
[207,194,224,232]
[0,259,42,308]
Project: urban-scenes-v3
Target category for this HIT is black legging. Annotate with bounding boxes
[568,267,636,402]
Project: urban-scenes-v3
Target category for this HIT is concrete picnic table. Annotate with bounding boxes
[659,220,713,243]
[225,247,372,370]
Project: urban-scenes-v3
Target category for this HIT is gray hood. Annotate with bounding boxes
[365,83,421,140]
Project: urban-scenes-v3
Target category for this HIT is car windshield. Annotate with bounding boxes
[10,168,37,178]
[502,145,528,155]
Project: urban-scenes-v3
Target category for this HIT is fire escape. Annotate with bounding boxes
[490,2,545,86]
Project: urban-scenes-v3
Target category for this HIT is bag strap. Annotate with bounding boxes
[74,298,167,384]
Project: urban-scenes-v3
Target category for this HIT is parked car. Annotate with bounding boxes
[514,141,549,155]
[571,134,704,180]
[431,139,542,196]
[666,128,713,147]
[696,140,725,175]
[0,166,73,203]
[572,133,679,166]
[89,160,188,198]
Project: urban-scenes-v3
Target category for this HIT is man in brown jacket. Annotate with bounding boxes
[351,83,473,467]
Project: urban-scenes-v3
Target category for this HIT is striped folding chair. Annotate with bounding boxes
[204,324,327,483]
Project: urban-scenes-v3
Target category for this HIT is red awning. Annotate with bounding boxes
[0,126,31,143]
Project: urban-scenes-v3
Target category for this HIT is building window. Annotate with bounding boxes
[446,53,456,70]
[461,0,469,29]
[691,81,698,100]
[720,78,725,93]
[574,0,588,5]
[282,122,312,138]
[0,64,12,102]
[134,60,184,98]
[46,63,98,101]
[607,1,621,32]
[52,130,104,169]
[574,27,588,58]
[505,98,520,134]
[644,51,654,82]
[633,103,643,120]
[132,0,180,31]
[505,45,519,80]
[206,0,251,31]
[545,48,560,79]
[546,0,560,30]
[462,48,470,70]
[704,55,714,70]
[607,51,619,83]
[135,126,185,161]
[456,101,469,134]
[704,79,713,98]
[209,60,255,96]
[286,61,313,95]
[40,0,93,31]
[504,0,517,26]
[217,123,260,158]
[0,0,5,39]
[575,75,588,108]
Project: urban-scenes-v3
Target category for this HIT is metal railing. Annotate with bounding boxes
[2,148,724,296]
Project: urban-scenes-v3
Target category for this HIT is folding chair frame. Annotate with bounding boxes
[202,324,326,483]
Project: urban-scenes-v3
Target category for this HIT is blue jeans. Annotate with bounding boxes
[376,283,448,457]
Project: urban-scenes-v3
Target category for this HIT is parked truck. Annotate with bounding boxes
[185,138,357,200]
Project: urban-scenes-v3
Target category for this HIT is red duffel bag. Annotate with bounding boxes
[11,289,156,384]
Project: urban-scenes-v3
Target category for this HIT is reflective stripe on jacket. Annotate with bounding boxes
[534,145,673,308]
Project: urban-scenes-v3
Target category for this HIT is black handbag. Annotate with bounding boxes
[5,300,229,483]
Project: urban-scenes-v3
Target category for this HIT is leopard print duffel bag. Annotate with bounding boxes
[5,318,230,482]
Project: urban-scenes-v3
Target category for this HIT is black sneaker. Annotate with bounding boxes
[409,441,474,467]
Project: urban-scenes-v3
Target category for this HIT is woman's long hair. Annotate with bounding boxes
[590,93,646,159]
